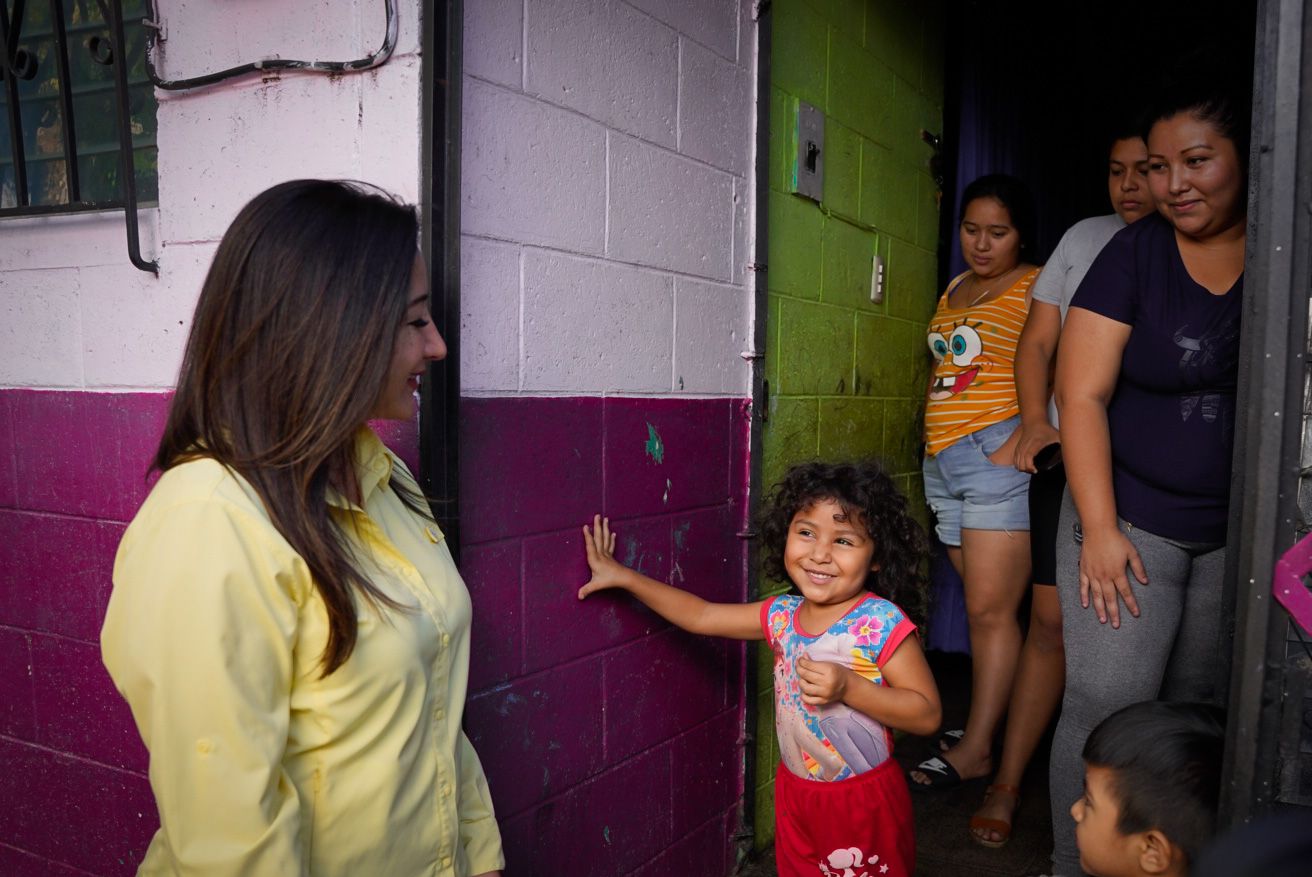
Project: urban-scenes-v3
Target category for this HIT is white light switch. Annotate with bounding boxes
[871,254,885,304]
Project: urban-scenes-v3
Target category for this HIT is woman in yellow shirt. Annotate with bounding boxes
[101,180,503,876]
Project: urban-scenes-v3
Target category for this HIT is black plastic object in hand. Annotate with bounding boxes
[1034,442,1063,472]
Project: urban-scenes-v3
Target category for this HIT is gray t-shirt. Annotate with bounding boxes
[1032,213,1126,425]
[1032,214,1126,321]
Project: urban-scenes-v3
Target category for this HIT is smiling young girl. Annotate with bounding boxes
[578,461,941,877]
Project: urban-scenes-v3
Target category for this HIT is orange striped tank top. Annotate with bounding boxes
[924,267,1038,456]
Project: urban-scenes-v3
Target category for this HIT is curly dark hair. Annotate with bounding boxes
[757,460,929,622]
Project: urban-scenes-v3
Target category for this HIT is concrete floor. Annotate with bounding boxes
[735,651,1058,877]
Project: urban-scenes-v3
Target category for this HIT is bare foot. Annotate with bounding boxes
[909,744,992,787]
[970,784,1020,846]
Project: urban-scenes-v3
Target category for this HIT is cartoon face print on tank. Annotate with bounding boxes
[926,317,987,401]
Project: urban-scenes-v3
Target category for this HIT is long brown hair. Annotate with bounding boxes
[157,179,429,674]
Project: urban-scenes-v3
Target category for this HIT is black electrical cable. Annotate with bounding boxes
[139,0,397,92]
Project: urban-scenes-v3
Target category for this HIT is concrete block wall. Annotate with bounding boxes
[0,3,424,873]
[458,1,757,873]
[754,0,944,846]
[0,0,759,872]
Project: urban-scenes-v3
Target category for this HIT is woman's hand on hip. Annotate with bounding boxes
[1014,421,1060,473]
[1078,526,1147,628]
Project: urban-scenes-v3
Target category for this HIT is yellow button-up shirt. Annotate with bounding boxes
[102,428,503,876]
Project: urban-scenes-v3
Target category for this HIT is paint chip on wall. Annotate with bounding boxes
[644,423,664,464]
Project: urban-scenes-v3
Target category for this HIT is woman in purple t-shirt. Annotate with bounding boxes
[1048,81,1248,877]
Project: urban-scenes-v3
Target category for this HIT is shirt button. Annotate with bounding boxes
[441,857,451,868]
[433,707,444,721]
[442,633,451,646]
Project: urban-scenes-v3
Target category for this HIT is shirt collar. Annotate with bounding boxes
[326,426,394,510]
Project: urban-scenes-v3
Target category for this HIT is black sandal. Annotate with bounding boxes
[909,755,966,791]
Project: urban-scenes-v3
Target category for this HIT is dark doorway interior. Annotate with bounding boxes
[939,0,1259,277]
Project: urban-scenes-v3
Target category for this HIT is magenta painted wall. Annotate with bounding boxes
[0,388,419,876]
[0,388,750,875]
[459,396,752,875]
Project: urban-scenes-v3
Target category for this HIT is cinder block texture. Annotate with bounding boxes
[0,268,83,388]
[464,0,524,87]
[678,37,750,175]
[627,0,740,60]
[465,660,605,817]
[461,539,524,690]
[0,736,156,876]
[499,746,674,876]
[521,249,673,391]
[608,135,735,281]
[674,278,750,394]
[462,80,607,254]
[458,394,748,873]
[459,237,522,393]
[526,0,678,147]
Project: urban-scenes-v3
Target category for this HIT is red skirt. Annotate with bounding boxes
[774,758,915,877]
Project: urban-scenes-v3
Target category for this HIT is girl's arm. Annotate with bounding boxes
[1054,306,1147,628]
[579,515,767,640]
[1012,299,1063,472]
[795,636,941,736]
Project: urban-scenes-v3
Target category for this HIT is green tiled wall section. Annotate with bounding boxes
[755,0,943,849]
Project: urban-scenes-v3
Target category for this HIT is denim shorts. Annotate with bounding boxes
[922,416,1031,546]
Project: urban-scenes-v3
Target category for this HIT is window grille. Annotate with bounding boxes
[1,0,157,269]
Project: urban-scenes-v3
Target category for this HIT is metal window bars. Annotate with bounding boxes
[1,0,158,272]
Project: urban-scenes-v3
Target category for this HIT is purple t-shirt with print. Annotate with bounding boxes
[1069,213,1242,543]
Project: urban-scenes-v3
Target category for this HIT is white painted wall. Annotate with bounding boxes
[0,0,758,398]
[460,0,756,397]
[0,0,422,390]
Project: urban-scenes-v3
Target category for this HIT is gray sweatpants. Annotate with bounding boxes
[1048,488,1226,876]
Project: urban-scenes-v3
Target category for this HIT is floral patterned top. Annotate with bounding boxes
[759,593,916,781]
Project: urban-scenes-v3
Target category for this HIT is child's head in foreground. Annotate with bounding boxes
[1074,701,1225,877]
[757,460,927,619]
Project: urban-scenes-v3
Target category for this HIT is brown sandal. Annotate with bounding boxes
[969,783,1020,849]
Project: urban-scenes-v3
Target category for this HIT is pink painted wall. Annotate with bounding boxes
[459,396,752,874]
[0,389,420,875]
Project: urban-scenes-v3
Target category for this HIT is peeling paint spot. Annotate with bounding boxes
[623,536,640,568]
[674,520,691,551]
[603,825,612,845]
[644,423,664,464]
[495,693,526,717]
[662,478,671,504]
[671,560,685,584]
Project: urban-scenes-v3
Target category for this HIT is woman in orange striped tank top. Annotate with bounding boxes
[910,175,1039,796]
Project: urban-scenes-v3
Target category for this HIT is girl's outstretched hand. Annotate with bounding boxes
[578,514,632,598]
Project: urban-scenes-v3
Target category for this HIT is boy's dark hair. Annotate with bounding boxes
[958,173,1036,250]
[1083,701,1226,866]
[757,460,928,621]
[1105,116,1146,155]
